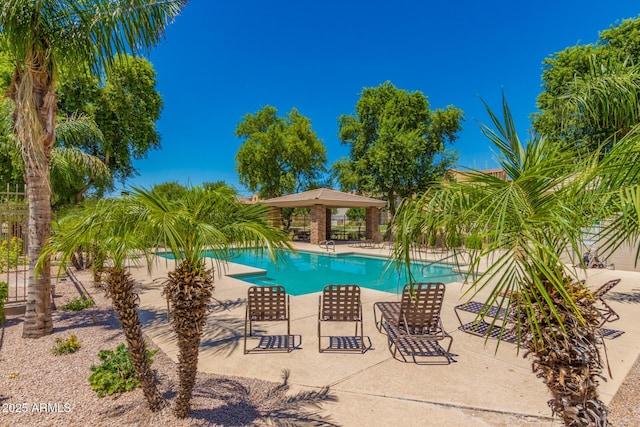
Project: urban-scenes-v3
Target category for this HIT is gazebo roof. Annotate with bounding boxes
[260,188,386,208]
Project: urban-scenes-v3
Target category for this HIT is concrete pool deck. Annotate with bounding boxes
[102,242,640,426]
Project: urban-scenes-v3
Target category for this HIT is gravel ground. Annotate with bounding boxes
[1,273,638,427]
[608,350,640,426]
[0,276,333,427]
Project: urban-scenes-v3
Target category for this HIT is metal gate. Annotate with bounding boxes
[0,184,28,304]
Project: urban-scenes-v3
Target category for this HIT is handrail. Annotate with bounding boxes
[319,240,335,252]
[421,249,471,277]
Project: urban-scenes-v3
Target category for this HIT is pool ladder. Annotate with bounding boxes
[319,240,335,252]
[421,249,473,283]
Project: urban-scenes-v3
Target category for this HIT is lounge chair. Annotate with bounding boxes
[244,285,292,354]
[454,300,517,343]
[373,282,454,364]
[593,278,622,326]
[361,232,384,249]
[318,284,365,353]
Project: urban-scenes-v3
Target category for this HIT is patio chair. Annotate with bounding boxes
[454,300,517,343]
[244,285,292,354]
[592,278,622,326]
[361,232,384,249]
[318,284,365,353]
[373,282,454,364]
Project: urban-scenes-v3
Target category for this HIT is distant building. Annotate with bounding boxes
[447,168,508,182]
[238,193,261,204]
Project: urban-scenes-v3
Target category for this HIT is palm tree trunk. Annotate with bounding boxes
[164,260,214,418]
[517,280,609,426]
[22,170,52,337]
[103,268,165,412]
[9,57,57,338]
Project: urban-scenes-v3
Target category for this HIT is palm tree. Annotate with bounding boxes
[42,200,165,411]
[129,186,292,418]
[551,54,640,154]
[0,0,187,338]
[391,97,612,426]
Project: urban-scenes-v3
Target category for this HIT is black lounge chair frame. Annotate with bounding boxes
[374,282,453,364]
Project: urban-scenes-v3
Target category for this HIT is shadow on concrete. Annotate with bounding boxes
[608,291,640,304]
[244,334,303,353]
[319,335,373,353]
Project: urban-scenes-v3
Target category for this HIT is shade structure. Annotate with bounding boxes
[260,188,386,209]
[260,188,386,244]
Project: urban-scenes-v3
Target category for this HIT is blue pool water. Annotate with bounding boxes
[224,250,460,296]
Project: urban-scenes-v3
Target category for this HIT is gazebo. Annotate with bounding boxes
[260,188,387,245]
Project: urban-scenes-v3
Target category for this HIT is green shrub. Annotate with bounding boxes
[448,235,463,248]
[465,234,483,250]
[0,281,8,323]
[60,294,94,311]
[0,237,25,273]
[52,334,82,355]
[88,344,157,397]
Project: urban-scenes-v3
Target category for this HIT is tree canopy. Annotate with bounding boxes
[0,51,22,188]
[335,81,463,215]
[0,51,161,203]
[235,106,327,199]
[534,16,640,154]
[57,54,163,197]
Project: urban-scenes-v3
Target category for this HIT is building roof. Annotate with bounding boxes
[260,188,387,208]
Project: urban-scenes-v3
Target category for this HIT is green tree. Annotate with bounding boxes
[345,207,365,234]
[534,16,640,153]
[391,97,616,426]
[57,54,163,198]
[235,106,327,199]
[336,81,463,216]
[0,49,109,202]
[0,0,186,338]
[150,181,187,201]
[129,186,292,417]
[51,116,110,208]
[1,106,110,208]
[202,180,238,197]
[0,52,22,188]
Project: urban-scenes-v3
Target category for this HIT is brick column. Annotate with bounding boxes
[325,208,332,240]
[310,205,326,245]
[365,207,379,240]
[268,207,282,229]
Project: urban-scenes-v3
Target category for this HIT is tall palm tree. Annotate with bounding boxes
[391,97,612,426]
[42,200,165,411]
[0,0,187,338]
[129,186,292,418]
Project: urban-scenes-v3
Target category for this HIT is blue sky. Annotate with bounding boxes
[124,1,639,196]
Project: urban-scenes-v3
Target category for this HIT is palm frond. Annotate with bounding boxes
[0,1,187,75]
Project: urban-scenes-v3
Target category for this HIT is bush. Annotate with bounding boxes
[0,281,8,323]
[448,235,463,248]
[52,335,82,355]
[60,294,94,311]
[88,344,157,397]
[0,237,25,273]
[465,234,483,250]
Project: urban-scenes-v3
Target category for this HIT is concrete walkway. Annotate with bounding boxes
[110,243,640,426]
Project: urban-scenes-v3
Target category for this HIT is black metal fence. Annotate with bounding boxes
[1,184,28,304]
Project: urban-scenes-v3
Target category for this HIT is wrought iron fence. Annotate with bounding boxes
[0,184,28,304]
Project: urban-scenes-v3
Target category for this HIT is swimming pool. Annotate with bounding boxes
[224,250,461,296]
